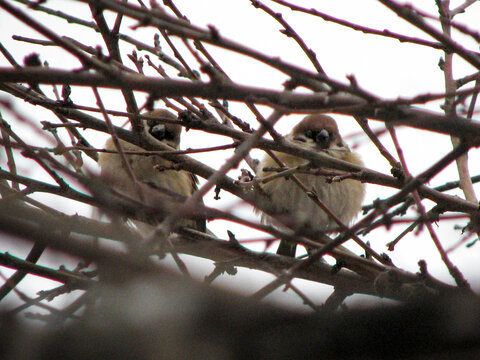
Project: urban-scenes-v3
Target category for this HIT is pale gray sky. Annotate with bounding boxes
[1,0,479,309]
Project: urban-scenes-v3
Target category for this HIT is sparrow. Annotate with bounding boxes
[98,109,205,233]
[256,114,365,257]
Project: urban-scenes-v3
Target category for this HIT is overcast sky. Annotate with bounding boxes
[1,0,479,309]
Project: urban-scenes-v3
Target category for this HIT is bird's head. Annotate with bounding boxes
[289,114,349,156]
[143,109,182,149]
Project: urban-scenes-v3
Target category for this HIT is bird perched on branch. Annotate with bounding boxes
[98,109,205,233]
[256,114,365,257]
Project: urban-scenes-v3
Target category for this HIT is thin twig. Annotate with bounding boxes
[92,86,146,201]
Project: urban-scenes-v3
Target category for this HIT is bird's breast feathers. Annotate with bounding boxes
[99,139,194,198]
[257,151,365,231]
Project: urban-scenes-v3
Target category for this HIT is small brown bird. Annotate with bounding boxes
[98,109,205,232]
[256,114,365,257]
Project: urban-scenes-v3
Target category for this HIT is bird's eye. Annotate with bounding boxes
[147,119,156,127]
[315,129,330,149]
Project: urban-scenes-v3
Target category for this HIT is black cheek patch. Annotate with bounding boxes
[164,131,176,141]
[150,127,165,141]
